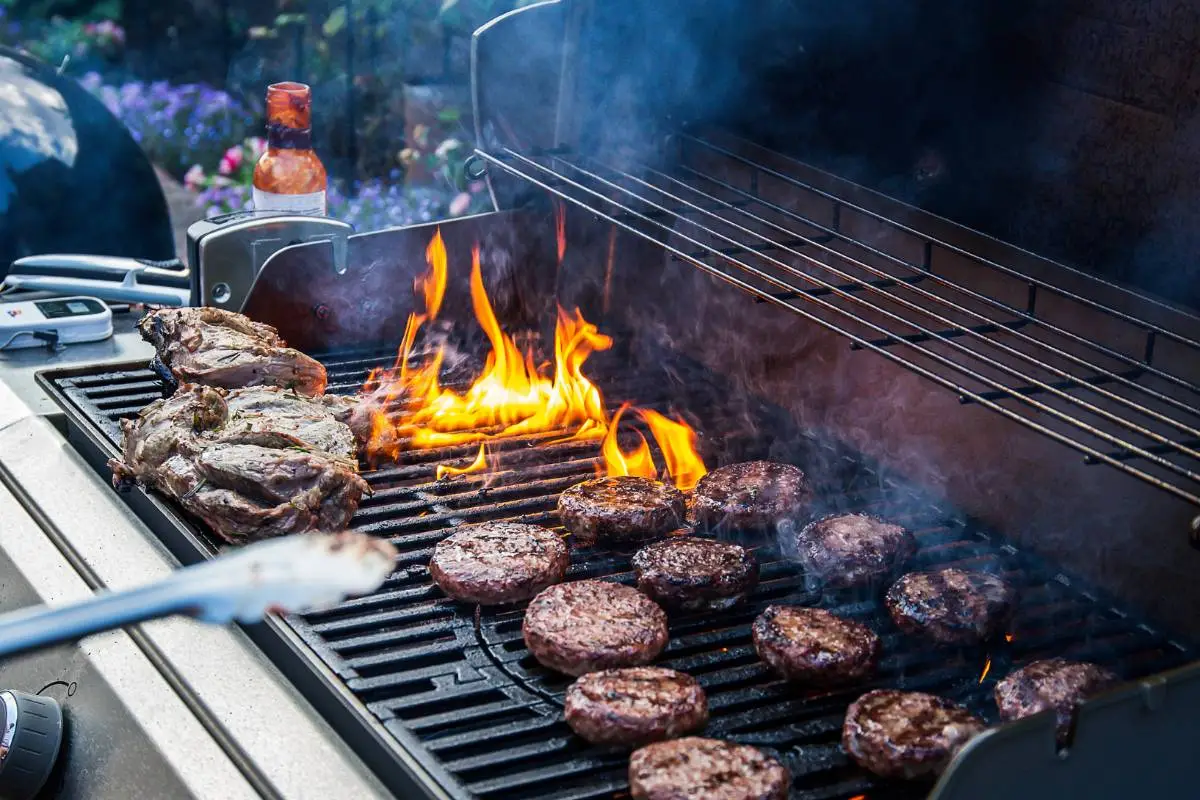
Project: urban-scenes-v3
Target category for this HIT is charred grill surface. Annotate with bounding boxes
[41,350,1196,800]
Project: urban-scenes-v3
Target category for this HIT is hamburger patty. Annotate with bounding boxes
[428,522,569,605]
[886,568,1016,645]
[692,461,812,530]
[842,689,987,779]
[564,667,708,746]
[795,513,917,590]
[629,737,790,800]
[994,658,1118,735]
[557,476,686,546]
[632,536,758,611]
[752,605,880,685]
[522,580,669,676]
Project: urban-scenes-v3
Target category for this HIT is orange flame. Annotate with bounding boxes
[979,657,993,684]
[363,228,709,490]
[1005,633,1014,643]
[437,443,488,480]
[555,203,567,264]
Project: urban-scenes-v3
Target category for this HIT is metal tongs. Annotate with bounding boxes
[0,531,398,659]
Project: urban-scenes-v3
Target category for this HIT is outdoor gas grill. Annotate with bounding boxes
[5,1,1200,798]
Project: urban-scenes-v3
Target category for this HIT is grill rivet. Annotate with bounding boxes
[313,304,331,322]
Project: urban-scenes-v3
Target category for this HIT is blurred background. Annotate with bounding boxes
[0,0,531,245]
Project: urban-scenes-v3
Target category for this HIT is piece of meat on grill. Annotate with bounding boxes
[220,385,364,461]
[632,536,758,611]
[795,513,917,590]
[109,382,370,543]
[842,689,987,780]
[628,737,790,800]
[522,580,669,676]
[752,605,880,686]
[994,659,1118,736]
[692,461,812,530]
[886,568,1016,646]
[557,477,686,547]
[564,667,708,746]
[429,522,569,605]
[139,307,327,396]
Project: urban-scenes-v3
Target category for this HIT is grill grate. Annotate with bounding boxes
[40,349,1195,800]
[476,131,1200,508]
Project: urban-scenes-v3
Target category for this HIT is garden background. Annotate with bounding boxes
[0,0,528,253]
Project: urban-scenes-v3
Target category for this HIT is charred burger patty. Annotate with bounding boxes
[564,667,708,746]
[629,737,790,800]
[994,658,1117,735]
[886,568,1015,646]
[557,476,686,546]
[428,522,569,605]
[842,689,986,779]
[795,513,916,590]
[691,460,812,530]
[752,605,880,686]
[632,536,758,611]
[522,580,669,676]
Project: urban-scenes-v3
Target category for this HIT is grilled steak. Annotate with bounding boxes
[632,536,758,611]
[994,659,1118,736]
[886,568,1015,646]
[629,737,790,800]
[522,580,669,676]
[752,605,879,685]
[109,382,370,543]
[557,477,686,546]
[564,667,708,746]
[842,689,986,779]
[795,513,916,590]
[139,307,327,396]
[692,461,812,530]
[429,522,569,605]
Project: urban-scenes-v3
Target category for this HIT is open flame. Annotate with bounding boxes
[978,657,993,683]
[362,228,707,490]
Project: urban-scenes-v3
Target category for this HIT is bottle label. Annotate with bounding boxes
[252,188,327,216]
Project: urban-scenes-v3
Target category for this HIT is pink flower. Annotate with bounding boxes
[183,164,205,191]
[218,145,243,175]
[449,192,471,216]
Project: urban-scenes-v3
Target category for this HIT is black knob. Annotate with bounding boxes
[0,690,63,800]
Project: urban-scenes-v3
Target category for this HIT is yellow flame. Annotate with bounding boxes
[1005,633,1014,643]
[436,443,488,480]
[639,409,707,491]
[979,657,993,684]
[601,404,657,480]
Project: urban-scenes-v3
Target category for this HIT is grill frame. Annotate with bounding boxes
[35,351,1196,800]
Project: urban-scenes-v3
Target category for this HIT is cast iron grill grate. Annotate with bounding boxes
[41,350,1195,800]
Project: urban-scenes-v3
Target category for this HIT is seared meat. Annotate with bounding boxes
[632,536,758,611]
[139,307,327,396]
[109,382,370,543]
[629,737,790,800]
[795,513,917,590]
[886,568,1016,646]
[429,522,569,605]
[752,605,879,686]
[842,689,986,779]
[557,477,686,546]
[692,461,812,530]
[522,580,669,676]
[564,667,708,746]
[994,659,1118,736]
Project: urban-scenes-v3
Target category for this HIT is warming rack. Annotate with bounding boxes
[474,132,1200,508]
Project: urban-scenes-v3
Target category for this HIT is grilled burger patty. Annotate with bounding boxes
[564,667,708,746]
[629,737,790,800]
[692,460,812,530]
[795,513,916,590]
[994,658,1118,732]
[886,568,1015,645]
[522,580,669,676]
[429,522,569,605]
[842,689,987,779]
[632,536,758,611]
[752,605,880,685]
[557,476,686,546]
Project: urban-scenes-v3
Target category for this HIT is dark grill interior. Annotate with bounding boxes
[40,349,1195,800]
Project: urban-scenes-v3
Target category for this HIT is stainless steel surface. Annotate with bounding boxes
[0,347,391,798]
[4,254,191,307]
[0,532,395,661]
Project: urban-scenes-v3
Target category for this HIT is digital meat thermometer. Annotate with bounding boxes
[0,296,113,351]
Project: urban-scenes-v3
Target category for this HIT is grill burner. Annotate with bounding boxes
[39,349,1193,800]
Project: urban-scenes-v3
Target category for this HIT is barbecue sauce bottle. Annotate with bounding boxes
[252,82,328,215]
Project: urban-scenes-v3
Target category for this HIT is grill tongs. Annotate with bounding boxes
[0,531,397,659]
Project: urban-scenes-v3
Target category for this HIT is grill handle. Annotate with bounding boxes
[3,254,193,306]
[0,531,397,660]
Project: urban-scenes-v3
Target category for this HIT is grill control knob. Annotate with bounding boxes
[0,690,63,800]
